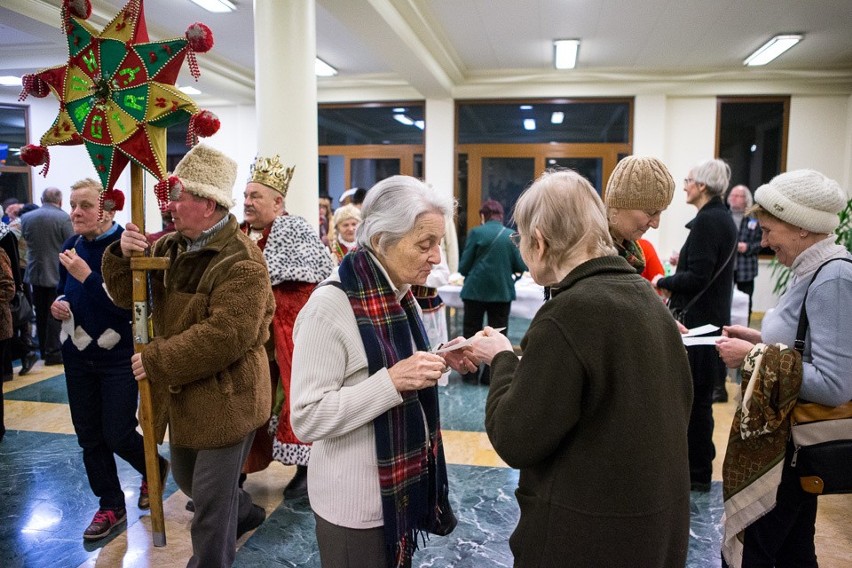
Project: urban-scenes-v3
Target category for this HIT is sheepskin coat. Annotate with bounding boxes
[102,215,275,449]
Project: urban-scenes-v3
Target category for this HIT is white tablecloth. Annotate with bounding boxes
[438,277,545,320]
[439,278,750,326]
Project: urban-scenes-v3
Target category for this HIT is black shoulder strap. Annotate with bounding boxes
[795,257,852,353]
[677,241,738,317]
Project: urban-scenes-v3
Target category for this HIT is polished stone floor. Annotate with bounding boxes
[2,356,850,567]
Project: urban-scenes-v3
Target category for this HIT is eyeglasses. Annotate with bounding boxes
[684,178,695,185]
[509,232,521,247]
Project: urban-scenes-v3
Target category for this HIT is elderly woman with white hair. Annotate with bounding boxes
[328,204,361,264]
[653,158,738,493]
[471,170,693,567]
[290,175,475,567]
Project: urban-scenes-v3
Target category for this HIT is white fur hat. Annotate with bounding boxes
[754,169,847,234]
[172,144,237,209]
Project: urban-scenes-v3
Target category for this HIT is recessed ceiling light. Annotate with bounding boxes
[523,118,536,131]
[179,86,202,95]
[315,58,337,77]
[551,111,564,124]
[394,114,414,126]
[188,0,236,13]
[0,76,23,87]
[744,34,802,66]
[554,39,580,70]
[520,105,533,110]
[393,107,406,113]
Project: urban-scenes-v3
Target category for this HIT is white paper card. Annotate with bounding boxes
[683,324,720,337]
[682,335,724,346]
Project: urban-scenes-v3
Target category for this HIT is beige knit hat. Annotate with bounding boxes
[605,156,675,211]
[754,169,847,233]
[172,144,237,209]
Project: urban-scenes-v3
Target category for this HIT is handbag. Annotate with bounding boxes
[667,243,737,324]
[11,288,31,328]
[789,257,852,495]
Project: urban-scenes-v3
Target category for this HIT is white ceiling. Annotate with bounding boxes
[1,0,851,104]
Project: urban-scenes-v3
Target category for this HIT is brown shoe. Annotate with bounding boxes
[83,508,126,540]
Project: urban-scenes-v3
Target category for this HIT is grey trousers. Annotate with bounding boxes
[171,433,255,568]
[315,513,404,568]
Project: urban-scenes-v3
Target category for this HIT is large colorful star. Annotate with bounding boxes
[20,0,219,193]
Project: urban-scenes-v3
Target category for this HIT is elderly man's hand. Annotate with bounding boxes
[120,222,149,258]
[469,326,513,366]
[388,351,447,392]
[131,352,148,382]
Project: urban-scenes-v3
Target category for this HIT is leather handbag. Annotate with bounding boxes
[11,288,31,327]
[789,257,852,495]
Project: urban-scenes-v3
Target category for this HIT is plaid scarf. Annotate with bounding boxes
[614,238,646,274]
[338,250,449,567]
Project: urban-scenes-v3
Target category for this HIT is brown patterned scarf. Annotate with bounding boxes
[614,238,645,274]
[721,343,802,568]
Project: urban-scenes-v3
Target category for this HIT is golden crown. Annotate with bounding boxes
[249,155,295,197]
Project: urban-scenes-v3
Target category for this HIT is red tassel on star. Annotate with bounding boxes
[18,74,50,101]
[21,144,51,176]
[186,110,220,146]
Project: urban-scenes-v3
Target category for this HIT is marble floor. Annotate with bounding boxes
[2,356,850,567]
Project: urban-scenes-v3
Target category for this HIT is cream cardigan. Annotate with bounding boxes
[290,266,408,529]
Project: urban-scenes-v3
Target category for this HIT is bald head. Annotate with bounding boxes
[41,187,63,206]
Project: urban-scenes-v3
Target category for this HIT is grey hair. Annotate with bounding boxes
[728,185,754,209]
[514,170,616,268]
[41,187,63,205]
[691,159,731,197]
[356,175,455,253]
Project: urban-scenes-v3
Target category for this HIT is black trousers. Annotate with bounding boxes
[32,285,62,362]
[686,345,723,485]
[722,446,818,568]
[462,300,510,383]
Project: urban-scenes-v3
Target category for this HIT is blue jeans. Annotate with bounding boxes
[64,355,148,510]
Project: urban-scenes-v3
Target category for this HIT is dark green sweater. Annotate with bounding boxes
[486,256,693,567]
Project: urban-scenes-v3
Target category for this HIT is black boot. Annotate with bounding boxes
[283,465,308,500]
[712,375,729,403]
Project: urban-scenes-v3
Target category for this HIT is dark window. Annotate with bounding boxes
[717,97,789,255]
[319,104,424,145]
[0,104,31,204]
[458,100,630,144]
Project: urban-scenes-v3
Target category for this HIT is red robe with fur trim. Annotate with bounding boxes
[241,215,335,472]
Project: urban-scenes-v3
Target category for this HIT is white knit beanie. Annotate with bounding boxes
[754,169,847,234]
[172,144,237,209]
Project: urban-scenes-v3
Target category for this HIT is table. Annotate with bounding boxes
[438,276,545,320]
[438,277,749,326]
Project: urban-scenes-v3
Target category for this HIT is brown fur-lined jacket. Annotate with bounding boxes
[102,215,275,449]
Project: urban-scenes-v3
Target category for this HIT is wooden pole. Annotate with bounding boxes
[130,162,168,547]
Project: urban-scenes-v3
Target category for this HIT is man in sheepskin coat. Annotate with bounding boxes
[239,154,334,499]
[102,144,275,568]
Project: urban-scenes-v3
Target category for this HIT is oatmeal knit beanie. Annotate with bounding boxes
[172,144,237,209]
[605,156,675,211]
[754,169,847,234]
